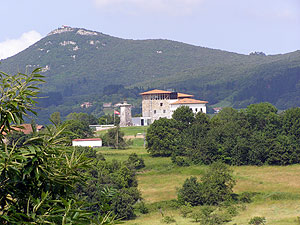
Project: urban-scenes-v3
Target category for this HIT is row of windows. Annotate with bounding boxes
[153,108,203,115]
[154,109,166,114]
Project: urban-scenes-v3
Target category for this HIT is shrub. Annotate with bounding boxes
[249,216,266,225]
[161,215,176,224]
[177,176,204,206]
[171,154,190,167]
[200,162,236,205]
[135,201,149,214]
[179,203,192,217]
[178,162,236,206]
[126,153,145,169]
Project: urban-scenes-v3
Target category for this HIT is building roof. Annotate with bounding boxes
[72,138,102,141]
[177,93,194,98]
[171,98,208,105]
[12,124,44,134]
[140,89,172,95]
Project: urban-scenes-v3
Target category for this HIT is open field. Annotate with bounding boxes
[96,127,300,225]
[96,125,148,137]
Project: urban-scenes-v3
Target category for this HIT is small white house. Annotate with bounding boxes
[72,138,102,147]
[170,98,208,115]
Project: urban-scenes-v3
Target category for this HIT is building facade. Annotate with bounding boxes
[72,138,102,147]
[138,89,208,124]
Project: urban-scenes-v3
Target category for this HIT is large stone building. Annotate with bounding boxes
[133,89,208,125]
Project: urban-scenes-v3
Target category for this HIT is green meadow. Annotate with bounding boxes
[97,127,300,225]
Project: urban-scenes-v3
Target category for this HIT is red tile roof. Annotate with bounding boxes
[12,124,44,134]
[171,98,208,105]
[140,89,172,95]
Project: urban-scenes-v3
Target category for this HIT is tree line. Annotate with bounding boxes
[146,103,300,166]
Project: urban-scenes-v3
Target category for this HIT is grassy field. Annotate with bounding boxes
[96,126,148,136]
[96,127,300,225]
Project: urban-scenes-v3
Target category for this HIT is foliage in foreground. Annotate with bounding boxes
[0,69,116,224]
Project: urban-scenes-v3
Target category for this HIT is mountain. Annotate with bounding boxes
[1,26,300,122]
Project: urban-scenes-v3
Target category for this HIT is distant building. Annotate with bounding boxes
[103,102,112,108]
[116,101,133,127]
[81,102,92,108]
[72,138,102,147]
[134,89,208,125]
[213,107,222,114]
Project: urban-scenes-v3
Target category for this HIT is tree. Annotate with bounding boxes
[0,69,115,224]
[177,176,204,206]
[62,119,94,143]
[245,102,278,131]
[105,126,127,149]
[75,152,141,220]
[200,162,236,204]
[126,153,145,169]
[50,111,61,125]
[146,118,179,156]
[172,106,195,130]
[178,162,236,206]
[0,68,44,141]
[67,112,98,125]
[281,107,300,138]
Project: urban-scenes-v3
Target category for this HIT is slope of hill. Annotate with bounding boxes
[0,26,299,122]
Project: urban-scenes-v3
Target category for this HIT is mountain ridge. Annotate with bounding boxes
[0,26,299,122]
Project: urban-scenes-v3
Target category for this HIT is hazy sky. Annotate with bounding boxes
[0,0,299,59]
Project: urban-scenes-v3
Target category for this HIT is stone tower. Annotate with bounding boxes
[118,101,133,127]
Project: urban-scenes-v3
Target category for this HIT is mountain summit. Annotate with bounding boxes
[1,26,300,121]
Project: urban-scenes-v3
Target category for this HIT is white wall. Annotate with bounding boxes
[170,103,207,115]
[72,140,102,147]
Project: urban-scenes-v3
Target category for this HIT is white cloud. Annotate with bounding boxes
[0,31,42,60]
[93,0,205,15]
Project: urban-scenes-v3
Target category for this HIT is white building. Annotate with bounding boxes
[170,98,207,114]
[72,138,102,147]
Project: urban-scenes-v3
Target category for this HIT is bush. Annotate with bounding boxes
[178,162,236,206]
[238,192,257,203]
[191,206,231,225]
[200,162,236,205]
[161,215,176,224]
[179,203,192,218]
[178,176,204,206]
[248,216,266,225]
[126,153,145,169]
[171,154,190,167]
[135,201,149,214]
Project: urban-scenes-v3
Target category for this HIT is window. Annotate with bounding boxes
[154,110,156,114]
[195,108,198,112]
[163,110,166,113]
[160,103,163,106]
[201,108,203,112]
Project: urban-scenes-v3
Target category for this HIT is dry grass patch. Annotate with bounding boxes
[138,174,194,203]
[228,200,300,225]
[124,210,193,225]
[233,165,300,194]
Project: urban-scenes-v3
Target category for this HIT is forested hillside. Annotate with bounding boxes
[0,26,299,123]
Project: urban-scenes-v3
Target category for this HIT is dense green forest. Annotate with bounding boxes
[0,26,299,124]
[147,104,300,166]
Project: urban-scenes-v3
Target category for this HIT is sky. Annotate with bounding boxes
[0,0,299,59]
